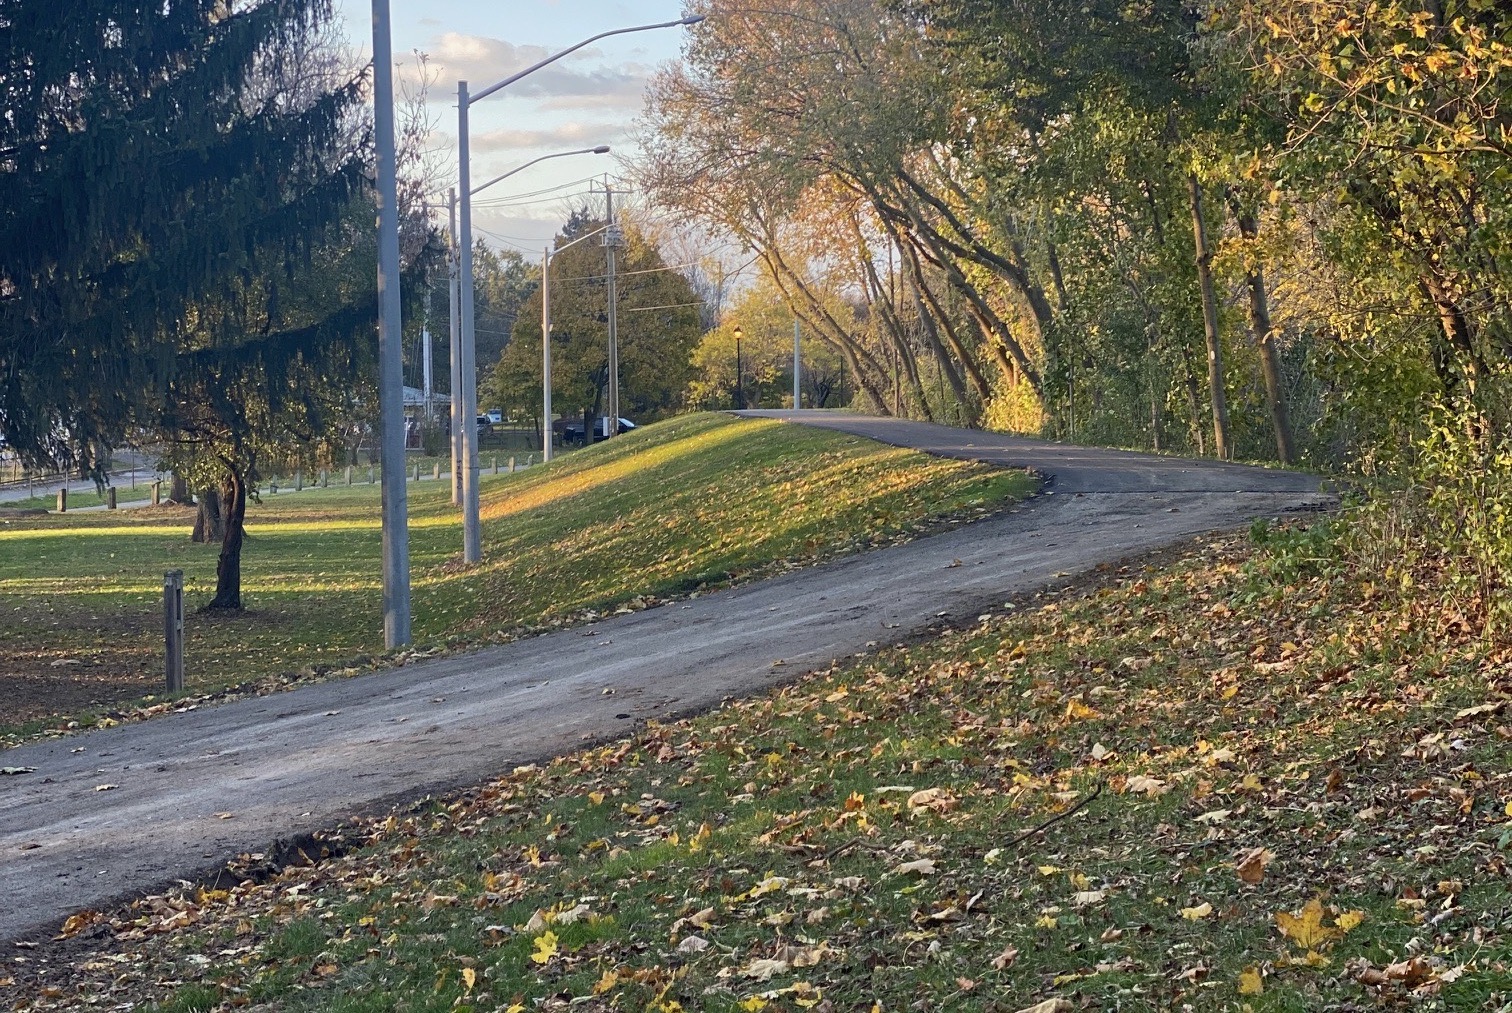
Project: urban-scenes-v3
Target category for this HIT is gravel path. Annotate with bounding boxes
[0,413,1331,941]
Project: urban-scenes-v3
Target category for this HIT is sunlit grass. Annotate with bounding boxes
[0,414,1031,737]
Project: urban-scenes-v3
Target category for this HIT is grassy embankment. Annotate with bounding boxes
[0,413,1033,739]
[6,521,1508,1012]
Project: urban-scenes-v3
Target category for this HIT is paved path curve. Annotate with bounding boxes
[0,413,1331,942]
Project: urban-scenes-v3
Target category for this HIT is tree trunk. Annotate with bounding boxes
[1232,202,1296,464]
[191,486,224,543]
[169,473,189,504]
[205,465,247,611]
[1188,173,1230,460]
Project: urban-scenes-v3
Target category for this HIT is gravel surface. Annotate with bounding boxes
[0,413,1332,942]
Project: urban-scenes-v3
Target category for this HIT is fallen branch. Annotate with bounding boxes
[1002,782,1104,851]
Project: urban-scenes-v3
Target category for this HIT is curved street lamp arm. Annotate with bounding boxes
[469,16,704,105]
[470,145,610,197]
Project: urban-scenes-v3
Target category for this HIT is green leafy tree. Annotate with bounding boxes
[490,215,702,434]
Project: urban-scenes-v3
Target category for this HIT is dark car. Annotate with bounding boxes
[560,417,636,445]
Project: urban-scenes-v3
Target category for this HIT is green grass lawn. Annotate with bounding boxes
[0,413,1032,738]
[12,523,1510,1011]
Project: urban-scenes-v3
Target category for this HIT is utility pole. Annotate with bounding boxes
[542,246,553,461]
[448,189,462,504]
[372,0,411,647]
[603,176,622,437]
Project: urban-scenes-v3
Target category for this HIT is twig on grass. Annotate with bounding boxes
[1002,782,1104,851]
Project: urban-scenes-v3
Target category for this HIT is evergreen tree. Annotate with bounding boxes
[0,0,365,476]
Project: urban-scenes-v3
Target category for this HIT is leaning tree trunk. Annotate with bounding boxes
[169,473,189,503]
[1188,173,1230,460]
[1232,205,1296,464]
[191,487,224,543]
[206,465,247,611]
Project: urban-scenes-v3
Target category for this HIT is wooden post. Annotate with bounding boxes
[295,469,303,492]
[152,481,161,506]
[413,462,421,482]
[107,487,117,510]
[508,456,515,474]
[368,466,376,485]
[320,469,329,488]
[163,570,185,693]
[56,488,66,512]
[492,456,499,475]
[345,465,353,486]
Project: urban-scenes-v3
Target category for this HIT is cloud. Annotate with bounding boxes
[471,121,627,154]
[405,32,652,113]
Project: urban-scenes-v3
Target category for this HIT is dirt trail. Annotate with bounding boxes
[0,414,1331,941]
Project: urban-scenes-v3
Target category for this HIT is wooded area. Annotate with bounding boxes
[642,0,1509,469]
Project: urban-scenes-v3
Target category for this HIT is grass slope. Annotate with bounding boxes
[7,524,1510,1011]
[0,414,1031,738]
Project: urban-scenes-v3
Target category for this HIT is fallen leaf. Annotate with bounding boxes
[461,966,476,991]
[1126,774,1168,795]
[894,858,936,876]
[1238,966,1263,995]
[743,957,790,981]
[1235,846,1274,885]
[1,767,37,776]
[1014,999,1072,1013]
[530,930,558,965]
[991,945,1019,970]
[1276,898,1333,950]
[677,935,710,954]
[1180,902,1213,921]
[93,784,118,792]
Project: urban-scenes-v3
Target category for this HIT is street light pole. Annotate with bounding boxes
[453,16,703,555]
[372,0,410,647]
[457,80,482,564]
[734,325,744,410]
[793,318,801,409]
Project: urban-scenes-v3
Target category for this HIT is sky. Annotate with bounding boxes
[332,1,695,259]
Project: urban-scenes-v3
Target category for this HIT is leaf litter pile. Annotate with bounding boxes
[5,525,1512,1011]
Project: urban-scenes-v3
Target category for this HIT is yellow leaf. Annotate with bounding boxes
[594,969,620,994]
[1181,902,1213,921]
[588,791,605,805]
[1238,966,1264,995]
[530,930,559,965]
[1064,699,1099,720]
[739,999,769,1012]
[462,967,476,991]
[1035,914,1059,929]
[1335,910,1366,934]
[1276,899,1334,950]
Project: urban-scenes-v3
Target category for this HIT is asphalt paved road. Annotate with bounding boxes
[0,413,1332,942]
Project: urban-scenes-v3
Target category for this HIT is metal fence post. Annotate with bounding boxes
[163,570,185,692]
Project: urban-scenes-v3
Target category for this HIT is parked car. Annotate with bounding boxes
[560,417,636,445]
[476,414,494,436]
[484,409,503,425]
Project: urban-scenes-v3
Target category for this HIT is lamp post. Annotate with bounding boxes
[446,147,608,486]
[455,15,703,564]
[372,0,410,647]
[733,325,744,410]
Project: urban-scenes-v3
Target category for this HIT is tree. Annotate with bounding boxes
[489,215,702,432]
[688,278,847,410]
[0,1,365,476]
